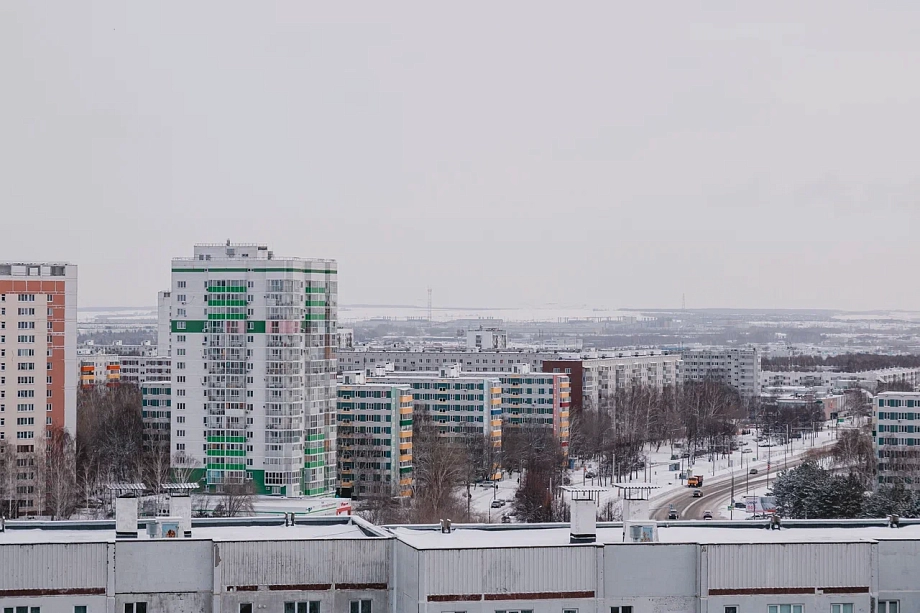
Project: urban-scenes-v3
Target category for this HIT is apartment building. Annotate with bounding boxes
[342,348,681,413]
[0,262,77,516]
[119,355,171,385]
[141,380,171,453]
[874,391,920,486]
[169,242,337,496]
[368,365,502,450]
[681,346,761,398]
[78,354,121,388]
[543,352,681,412]
[493,364,570,448]
[157,290,172,356]
[336,372,412,499]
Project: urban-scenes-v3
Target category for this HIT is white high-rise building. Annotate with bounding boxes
[157,290,172,356]
[169,243,337,496]
[681,346,761,398]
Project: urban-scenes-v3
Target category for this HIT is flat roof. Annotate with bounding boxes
[389,523,920,549]
[0,520,376,545]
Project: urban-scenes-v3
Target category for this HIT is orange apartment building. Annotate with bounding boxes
[0,262,77,514]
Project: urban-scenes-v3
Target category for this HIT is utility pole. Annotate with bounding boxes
[730,471,735,520]
[427,288,432,324]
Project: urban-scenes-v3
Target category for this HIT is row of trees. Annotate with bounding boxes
[763,353,920,373]
[0,385,238,520]
[569,381,744,483]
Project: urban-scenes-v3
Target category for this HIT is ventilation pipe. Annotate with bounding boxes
[115,495,139,539]
[570,492,597,544]
[170,494,193,538]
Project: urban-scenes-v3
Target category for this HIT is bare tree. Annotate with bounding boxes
[0,442,19,519]
[171,451,203,485]
[76,385,144,487]
[213,481,255,517]
[409,413,466,523]
[45,427,78,520]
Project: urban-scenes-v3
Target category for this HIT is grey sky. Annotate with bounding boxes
[2,2,919,311]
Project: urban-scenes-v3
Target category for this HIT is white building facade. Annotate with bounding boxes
[169,243,338,496]
[682,346,761,398]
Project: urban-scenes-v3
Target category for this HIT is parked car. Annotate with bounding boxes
[585,471,597,479]
[749,468,759,475]
[734,502,746,509]
[490,500,503,509]
[703,510,713,520]
[501,514,511,524]
[742,448,753,453]
[692,490,703,498]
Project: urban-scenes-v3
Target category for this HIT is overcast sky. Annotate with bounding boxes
[2,2,919,311]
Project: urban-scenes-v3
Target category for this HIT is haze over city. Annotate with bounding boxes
[4,1,920,311]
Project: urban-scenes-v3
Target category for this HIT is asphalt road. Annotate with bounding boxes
[650,453,813,520]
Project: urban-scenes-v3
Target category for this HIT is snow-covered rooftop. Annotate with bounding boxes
[390,522,920,549]
[0,520,376,544]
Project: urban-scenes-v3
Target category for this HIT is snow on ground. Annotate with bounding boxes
[465,421,849,522]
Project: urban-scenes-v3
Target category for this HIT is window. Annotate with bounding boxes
[832,605,853,613]
[177,281,186,288]
[725,607,738,613]
[494,610,533,613]
[564,610,579,613]
[611,608,633,613]
[769,606,803,613]
[75,607,88,613]
[124,605,147,613]
[350,601,372,613]
[239,605,253,613]
[284,603,320,613]
[879,603,899,613]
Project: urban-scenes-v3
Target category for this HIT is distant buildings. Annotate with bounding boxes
[543,352,680,412]
[168,242,338,496]
[763,367,920,393]
[0,261,77,515]
[368,365,503,451]
[79,354,121,388]
[336,327,355,350]
[336,372,413,499]
[681,347,761,398]
[341,348,681,413]
[466,327,508,350]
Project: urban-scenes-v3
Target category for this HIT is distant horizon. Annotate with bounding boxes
[76,303,920,315]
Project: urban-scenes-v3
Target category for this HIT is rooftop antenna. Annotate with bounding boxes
[427,287,432,324]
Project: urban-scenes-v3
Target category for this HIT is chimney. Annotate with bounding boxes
[170,494,193,538]
[115,495,139,539]
[570,492,596,544]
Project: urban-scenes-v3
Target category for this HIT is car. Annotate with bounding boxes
[749,468,759,475]
[667,510,679,520]
[585,471,597,479]
[703,510,713,520]
[742,448,753,453]
[501,514,511,524]
[734,502,746,509]
[692,490,703,498]
[490,500,502,509]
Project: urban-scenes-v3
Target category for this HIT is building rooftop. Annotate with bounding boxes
[389,521,920,549]
[0,517,383,544]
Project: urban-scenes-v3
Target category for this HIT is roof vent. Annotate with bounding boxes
[889,514,900,529]
[769,514,781,530]
[440,518,452,533]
